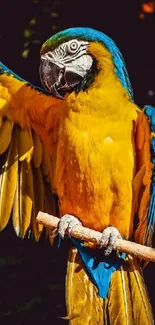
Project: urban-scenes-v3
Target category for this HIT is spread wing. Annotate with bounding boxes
[0,62,62,240]
[133,106,155,247]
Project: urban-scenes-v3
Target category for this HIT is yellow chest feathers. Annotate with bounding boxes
[58,106,136,184]
[55,101,137,236]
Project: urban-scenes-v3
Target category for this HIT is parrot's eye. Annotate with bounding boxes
[68,41,79,53]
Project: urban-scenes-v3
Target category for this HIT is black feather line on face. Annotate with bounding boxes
[57,58,99,98]
[74,58,99,93]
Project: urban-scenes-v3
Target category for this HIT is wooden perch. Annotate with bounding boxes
[37,212,155,262]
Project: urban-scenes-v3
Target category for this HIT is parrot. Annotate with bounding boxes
[0,27,155,324]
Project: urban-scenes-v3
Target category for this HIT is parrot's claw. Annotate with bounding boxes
[58,214,82,239]
[99,226,122,256]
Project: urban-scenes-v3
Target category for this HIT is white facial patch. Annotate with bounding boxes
[43,39,89,62]
[41,39,93,77]
[65,54,93,77]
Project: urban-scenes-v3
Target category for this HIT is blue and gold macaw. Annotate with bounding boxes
[0,27,155,324]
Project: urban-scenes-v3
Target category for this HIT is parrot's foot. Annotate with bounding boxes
[58,214,82,239]
[99,226,122,256]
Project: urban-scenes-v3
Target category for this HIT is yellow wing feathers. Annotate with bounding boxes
[0,118,57,239]
[66,249,153,325]
[0,69,63,129]
[108,255,153,325]
[0,67,63,238]
[0,125,18,231]
[32,132,43,168]
[0,119,13,154]
[66,247,105,325]
[0,121,51,238]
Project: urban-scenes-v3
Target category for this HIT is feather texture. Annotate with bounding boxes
[66,247,105,325]
[0,126,18,230]
[108,264,133,325]
[128,255,153,324]
[108,255,153,324]
[0,122,56,238]
[31,167,44,241]
[134,110,155,246]
[18,128,34,162]
[0,118,13,154]
[12,159,33,238]
[0,61,62,238]
[32,132,43,168]
[66,250,154,325]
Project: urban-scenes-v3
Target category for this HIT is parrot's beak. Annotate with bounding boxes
[39,58,83,99]
[39,59,65,99]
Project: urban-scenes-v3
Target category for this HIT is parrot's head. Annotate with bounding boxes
[40,27,133,100]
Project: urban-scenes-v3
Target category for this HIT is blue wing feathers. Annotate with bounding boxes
[145,105,155,132]
[0,61,25,81]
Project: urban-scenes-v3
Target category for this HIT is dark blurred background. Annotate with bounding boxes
[0,0,155,324]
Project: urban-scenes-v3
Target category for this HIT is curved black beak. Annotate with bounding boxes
[39,58,83,99]
[39,59,65,99]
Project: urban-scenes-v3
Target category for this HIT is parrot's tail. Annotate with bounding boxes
[66,246,154,325]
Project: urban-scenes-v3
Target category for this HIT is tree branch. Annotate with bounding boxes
[36,212,155,262]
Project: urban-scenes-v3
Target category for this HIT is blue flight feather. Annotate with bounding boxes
[0,61,25,81]
[144,105,155,244]
[72,238,125,298]
[51,27,133,99]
